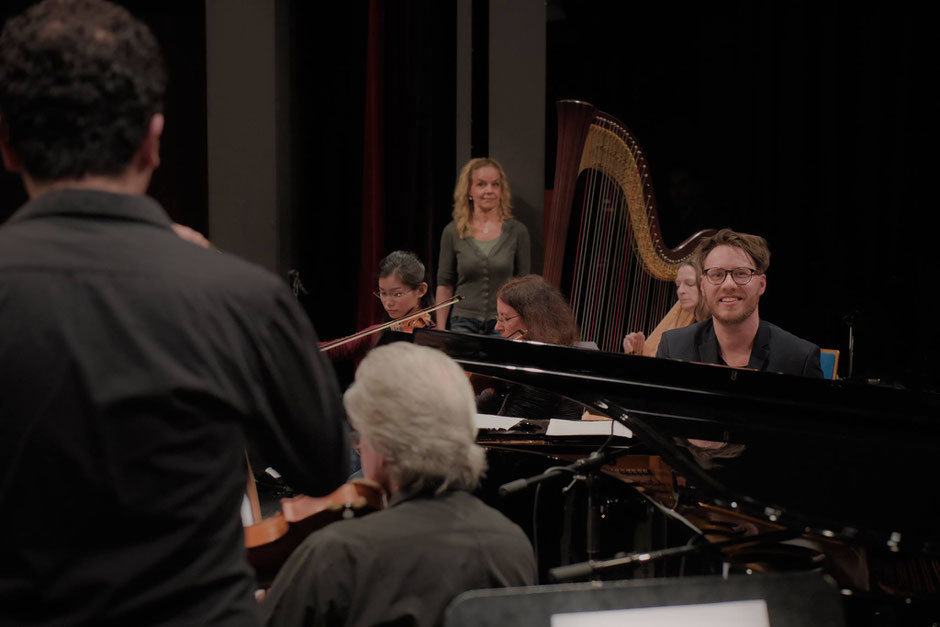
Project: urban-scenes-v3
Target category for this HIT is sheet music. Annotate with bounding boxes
[475,414,523,431]
[475,414,632,438]
[545,419,632,438]
[551,599,770,627]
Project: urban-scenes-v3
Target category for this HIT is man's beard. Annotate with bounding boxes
[711,299,758,326]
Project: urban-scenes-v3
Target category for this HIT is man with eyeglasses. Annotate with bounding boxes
[657,229,822,377]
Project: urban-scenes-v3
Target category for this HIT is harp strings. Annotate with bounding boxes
[568,117,677,352]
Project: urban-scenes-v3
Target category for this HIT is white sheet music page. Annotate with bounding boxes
[474,413,523,431]
[545,419,632,438]
[550,599,770,627]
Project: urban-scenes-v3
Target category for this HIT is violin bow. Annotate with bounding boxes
[319,295,462,352]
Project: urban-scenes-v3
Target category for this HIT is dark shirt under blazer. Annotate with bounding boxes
[657,318,823,378]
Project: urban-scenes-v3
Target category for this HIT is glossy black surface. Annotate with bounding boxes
[414,329,940,557]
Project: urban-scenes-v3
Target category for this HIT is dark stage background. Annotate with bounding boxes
[1,1,935,391]
[546,1,936,391]
[0,0,208,233]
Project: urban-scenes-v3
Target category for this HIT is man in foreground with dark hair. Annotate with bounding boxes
[657,228,822,377]
[263,343,537,627]
[0,1,347,625]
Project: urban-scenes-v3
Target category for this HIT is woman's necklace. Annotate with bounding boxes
[476,215,498,235]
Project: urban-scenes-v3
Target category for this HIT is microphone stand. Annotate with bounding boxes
[844,310,856,379]
[548,528,799,582]
[498,446,634,567]
[497,447,632,496]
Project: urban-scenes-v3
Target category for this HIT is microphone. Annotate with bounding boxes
[498,478,531,495]
[498,450,626,496]
[567,450,614,472]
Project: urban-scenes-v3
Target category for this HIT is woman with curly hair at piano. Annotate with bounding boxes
[493,274,580,345]
[477,275,584,420]
[435,158,531,334]
[622,261,710,356]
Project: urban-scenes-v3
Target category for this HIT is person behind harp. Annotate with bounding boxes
[622,259,711,356]
[321,250,434,367]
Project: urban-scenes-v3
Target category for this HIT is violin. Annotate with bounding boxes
[389,311,432,333]
[244,478,387,587]
[320,295,461,352]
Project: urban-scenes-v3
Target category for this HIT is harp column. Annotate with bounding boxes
[456,0,546,272]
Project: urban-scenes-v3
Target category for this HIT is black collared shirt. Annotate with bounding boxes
[0,190,348,626]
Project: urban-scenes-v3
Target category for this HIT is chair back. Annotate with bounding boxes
[820,349,840,380]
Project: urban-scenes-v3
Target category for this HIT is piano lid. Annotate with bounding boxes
[413,328,940,557]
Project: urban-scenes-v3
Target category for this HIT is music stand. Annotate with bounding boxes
[444,572,843,627]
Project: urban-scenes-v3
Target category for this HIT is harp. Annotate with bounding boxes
[545,100,715,353]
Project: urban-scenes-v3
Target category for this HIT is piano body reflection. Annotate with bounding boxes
[411,328,940,621]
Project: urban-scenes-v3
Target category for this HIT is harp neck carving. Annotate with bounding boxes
[545,100,715,352]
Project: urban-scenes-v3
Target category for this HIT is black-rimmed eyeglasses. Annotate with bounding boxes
[703,267,760,286]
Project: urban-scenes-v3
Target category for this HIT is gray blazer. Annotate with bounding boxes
[657,318,823,378]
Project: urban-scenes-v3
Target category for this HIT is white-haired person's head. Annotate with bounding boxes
[343,343,486,496]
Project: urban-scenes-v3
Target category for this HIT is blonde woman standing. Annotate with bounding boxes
[435,158,531,334]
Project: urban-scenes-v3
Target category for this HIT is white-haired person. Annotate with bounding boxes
[262,343,537,627]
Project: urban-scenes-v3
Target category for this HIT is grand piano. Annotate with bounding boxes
[411,328,940,622]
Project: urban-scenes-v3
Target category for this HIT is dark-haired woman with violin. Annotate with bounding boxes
[321,250,434,366]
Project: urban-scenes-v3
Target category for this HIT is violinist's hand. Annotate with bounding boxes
[171,222,213,250]
[622,332,646,355]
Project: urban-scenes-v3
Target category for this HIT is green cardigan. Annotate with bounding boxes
[437,219,531,321]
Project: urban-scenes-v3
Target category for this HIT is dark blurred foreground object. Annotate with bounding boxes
[445,571,843,627]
